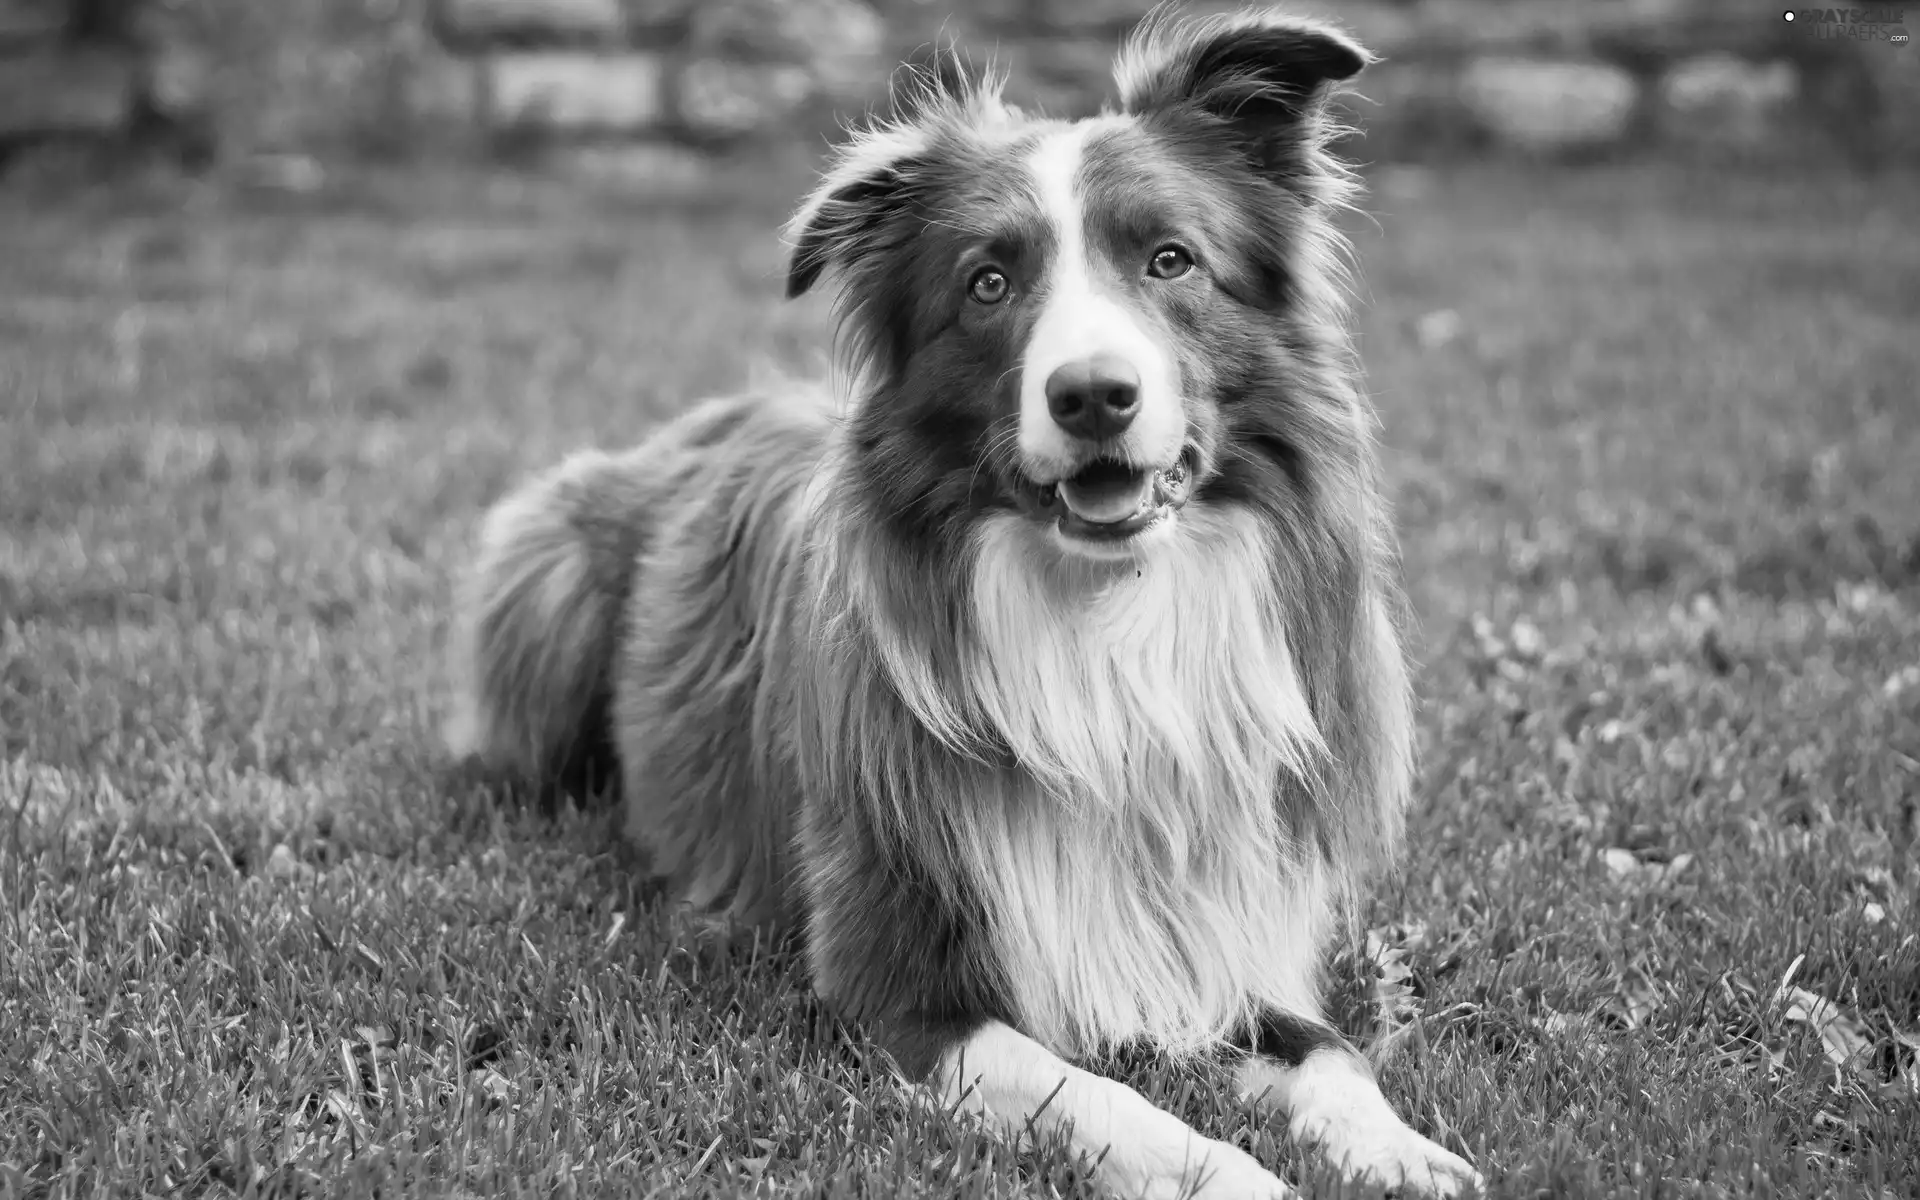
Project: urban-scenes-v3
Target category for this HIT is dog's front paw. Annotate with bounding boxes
[1154,1138,1295,1200]
[1331,1127,1481,1198]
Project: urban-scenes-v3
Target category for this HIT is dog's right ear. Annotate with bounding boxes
[785,50,989,299]
[783,125,929,300]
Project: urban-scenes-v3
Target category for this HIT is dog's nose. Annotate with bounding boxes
[1045,356,1140,441]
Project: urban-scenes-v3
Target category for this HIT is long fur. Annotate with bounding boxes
[448,7,1478,1197]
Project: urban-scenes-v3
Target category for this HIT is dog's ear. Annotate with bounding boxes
[1113,9,1370,179]
[783,125,929,299]
[784,53,988,299]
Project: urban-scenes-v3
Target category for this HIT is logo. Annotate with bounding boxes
[1783,7,1910,45]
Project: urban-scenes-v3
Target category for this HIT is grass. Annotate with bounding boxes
[1,157,1917,1199]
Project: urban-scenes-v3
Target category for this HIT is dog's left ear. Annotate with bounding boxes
[1113,10,1371,179]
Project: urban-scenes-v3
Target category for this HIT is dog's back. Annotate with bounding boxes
[447,387,833,924]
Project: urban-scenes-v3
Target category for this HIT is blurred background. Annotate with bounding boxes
[0,0,1914,185]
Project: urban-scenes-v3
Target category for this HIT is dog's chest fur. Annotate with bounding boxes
[955,512,1332,1058]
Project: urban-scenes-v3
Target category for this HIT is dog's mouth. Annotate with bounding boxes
[1026,451,1195,542]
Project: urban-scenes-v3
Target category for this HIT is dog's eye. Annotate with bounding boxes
[968,268,1010,305]
[1148,245,1194,280]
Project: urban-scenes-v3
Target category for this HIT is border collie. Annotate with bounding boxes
[446,7,1481,1196]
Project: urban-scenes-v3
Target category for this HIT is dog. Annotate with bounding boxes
[445,7,1482,1197]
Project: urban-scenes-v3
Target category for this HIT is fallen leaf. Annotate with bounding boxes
[1601,847,1640,878]
[1882,665,1920,699]
[1598,959,1662,1032]
[1416,308,1465,350]
[265,843,315,881]
[1539,1008,1577,1037]
[1469,614,1506,661]
[1617,966,1659,1030]
[1599,847,1694,886]
[1777,985,1872,1072]
[1509,617,1545,661]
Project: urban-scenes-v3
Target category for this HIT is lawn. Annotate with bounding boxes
[1,157,1917,1199]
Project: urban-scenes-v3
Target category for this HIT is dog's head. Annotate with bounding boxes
[787,7,1372,562]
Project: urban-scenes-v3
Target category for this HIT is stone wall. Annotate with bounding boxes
[1,0,1914,173]
[1338,0,1917,165]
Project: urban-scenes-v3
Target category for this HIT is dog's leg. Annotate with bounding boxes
[934,1020,1292,1200]
[1234,1013,1480,1198]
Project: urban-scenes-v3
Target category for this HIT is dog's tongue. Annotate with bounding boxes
[1058,461,1153,524]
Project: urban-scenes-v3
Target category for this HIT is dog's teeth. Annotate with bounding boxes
[1150,467,1185,508]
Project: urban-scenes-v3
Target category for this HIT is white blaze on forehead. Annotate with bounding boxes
[1017,119,1185,478]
